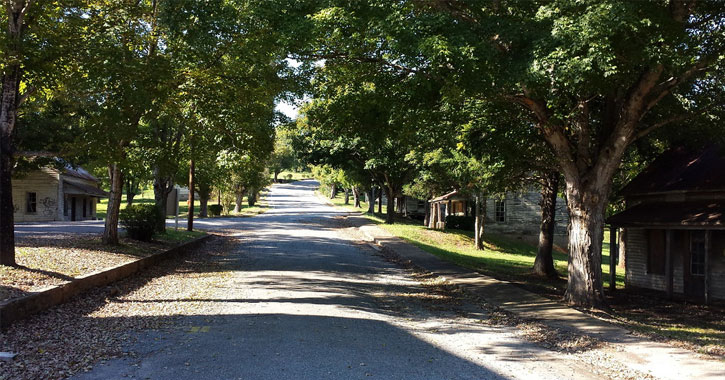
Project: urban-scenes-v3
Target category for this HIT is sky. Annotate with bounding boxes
[275,100,300,120]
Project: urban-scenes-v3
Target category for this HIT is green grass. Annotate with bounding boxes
[325,191,624,292]
[154,229,206,244]
[98,189,268,220]
[274,171,313,181]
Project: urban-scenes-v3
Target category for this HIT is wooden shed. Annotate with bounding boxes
[607,146,725,303]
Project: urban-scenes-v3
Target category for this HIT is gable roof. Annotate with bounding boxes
[620,145,725,197]
[62,164,99,183]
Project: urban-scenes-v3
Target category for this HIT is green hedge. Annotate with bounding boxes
[445,215,475,231]
[209,204,223,216]
[120,204,164,241]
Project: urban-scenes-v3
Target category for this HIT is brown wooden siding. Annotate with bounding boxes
[625,228,724,300]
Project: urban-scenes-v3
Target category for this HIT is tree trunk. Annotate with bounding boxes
[424,198,431,227]
[330,183,337,199]
[564,187,607,308]
[0,130,15,266]
[103,164,123,245]
[384,186,395,224]
[274,171,279,183]
[0,0,30,266]
[199,196,209,218]
[533,172,559,278]
[125,178,137,206]
[377,187,382,214]
[474,193,485,250]
[353,187,361,208]
[233,187,244,213]
[152,168,173,233]
[367,187,375,214]
[187,159,194,231]
[197,183,211,218]
[344,189,350,205]
[248,189,258,207]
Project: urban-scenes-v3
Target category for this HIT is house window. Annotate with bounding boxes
[494,199,506,223]
[646,229,666,275]
[26,192,37,213]
[690,231,706,276]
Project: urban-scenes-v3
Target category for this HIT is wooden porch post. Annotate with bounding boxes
[665,229,673,299]
[704,230,711,305]
[609,226,617,291]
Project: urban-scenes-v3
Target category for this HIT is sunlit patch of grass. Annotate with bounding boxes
[274,171,313,181]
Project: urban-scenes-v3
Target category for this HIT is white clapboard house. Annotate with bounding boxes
[12,165,108,222]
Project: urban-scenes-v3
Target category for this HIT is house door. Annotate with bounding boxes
[71,197,77,221]
[683,231,706,300]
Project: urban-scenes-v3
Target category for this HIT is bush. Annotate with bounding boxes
[120,204,164,241]
[445,215,475,231]
[209,204,223,217]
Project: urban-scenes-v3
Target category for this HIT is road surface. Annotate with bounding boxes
[72,180,602,380]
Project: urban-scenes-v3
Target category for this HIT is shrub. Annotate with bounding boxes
[445,215,475,231]
[209,204,223,217]
[120,204,164,241]
[285,173,293,180]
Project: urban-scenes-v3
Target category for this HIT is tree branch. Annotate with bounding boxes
[645,60,710,114]
[17,86,35,106]
[633,102,716,141]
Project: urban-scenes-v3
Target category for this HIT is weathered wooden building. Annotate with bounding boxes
[607,146,725,303]
[427,190,569,243]
[13,165,108,222]
[485,192,568,241]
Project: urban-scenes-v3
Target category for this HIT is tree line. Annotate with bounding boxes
[0,0,300,265]
[2,0,724,308]
[288,0,725,308]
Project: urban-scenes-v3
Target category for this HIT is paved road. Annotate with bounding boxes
[73,181,600,380]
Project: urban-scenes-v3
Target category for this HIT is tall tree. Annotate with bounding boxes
[407,0,725,307]
[1,1,82,264]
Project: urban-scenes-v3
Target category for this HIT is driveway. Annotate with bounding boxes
[71,181,604,380]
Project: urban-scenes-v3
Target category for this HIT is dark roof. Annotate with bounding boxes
[607,201,725,228]
[63,180,108,198]
[62,165,99,183]
[620,146,725,196]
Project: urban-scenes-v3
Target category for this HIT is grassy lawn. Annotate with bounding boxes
[325,191,622,292]
[273,171,313,181]
[155,228,206,243]
[324,190,725,357]
[98,189,269,220]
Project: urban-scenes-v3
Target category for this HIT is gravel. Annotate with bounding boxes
[1,234,198,302]
[0,234,235,380]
